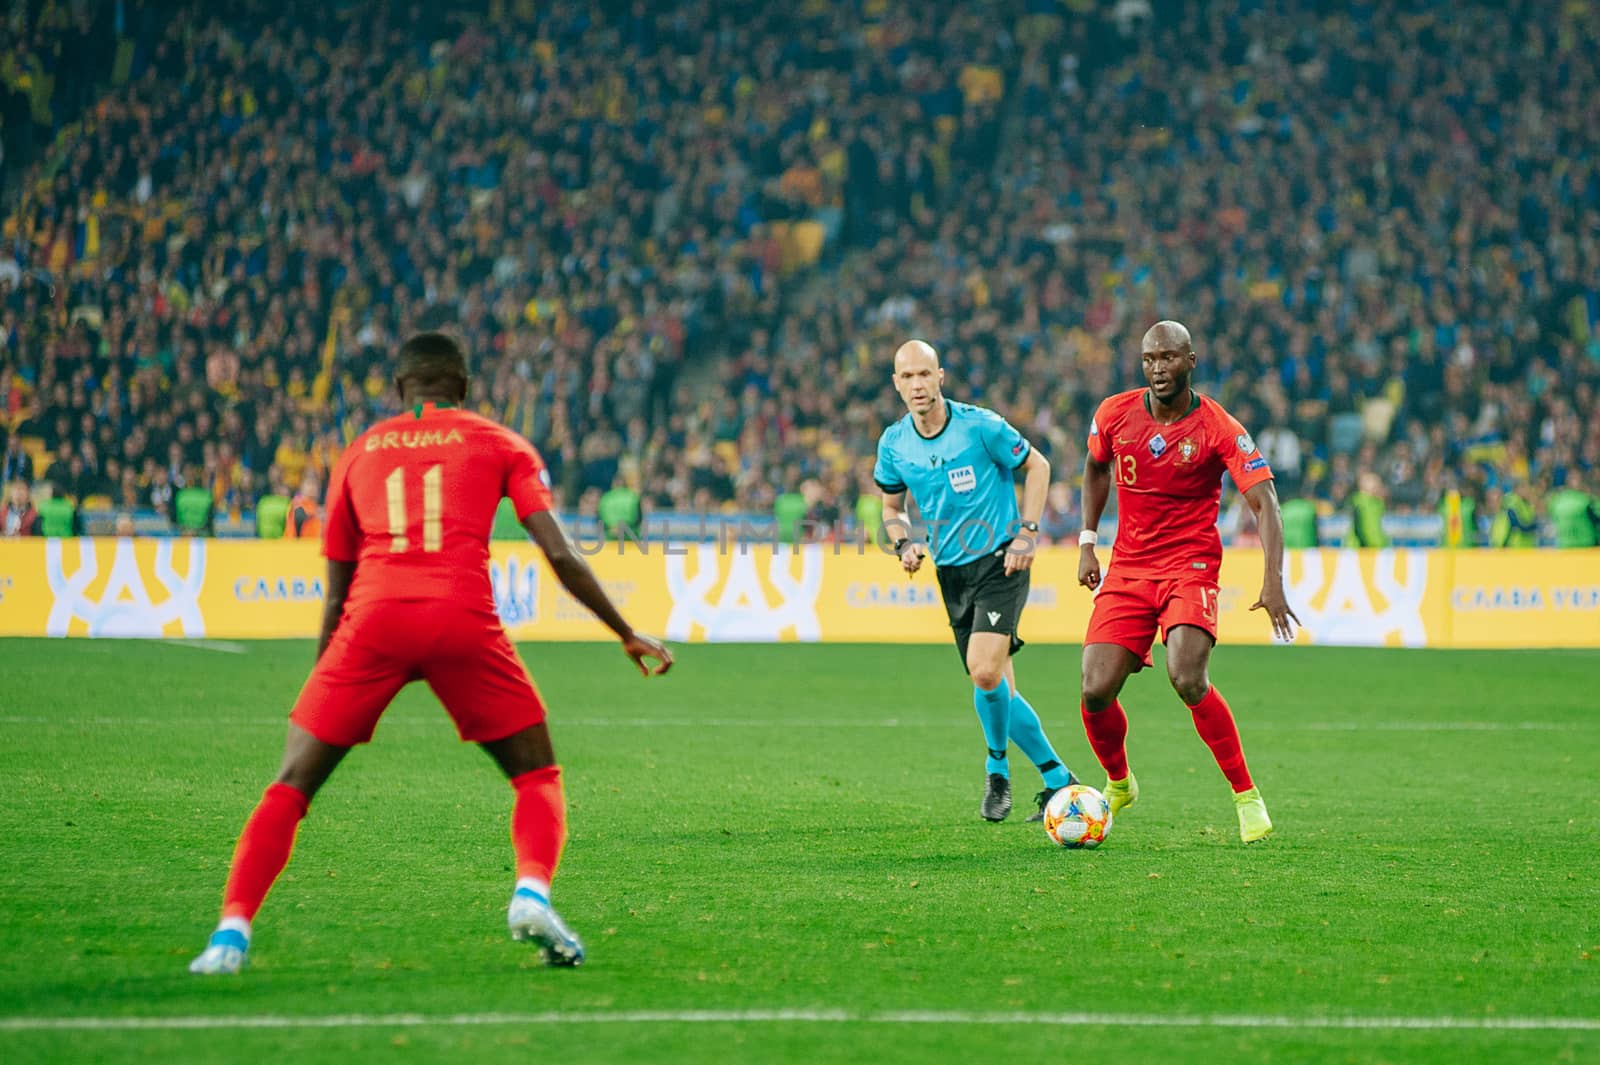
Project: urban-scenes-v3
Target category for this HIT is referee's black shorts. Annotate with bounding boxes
[935,550,1028,670]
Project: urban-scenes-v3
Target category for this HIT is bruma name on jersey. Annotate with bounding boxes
[323,403,553,613]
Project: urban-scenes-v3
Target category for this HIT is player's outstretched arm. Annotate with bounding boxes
[1244,480,1301,642]
[522,510,673,675]
[316,559,358,661]
[1078,457,1112,590]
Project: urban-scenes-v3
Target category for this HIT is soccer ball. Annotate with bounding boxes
[1042,784,1112,848]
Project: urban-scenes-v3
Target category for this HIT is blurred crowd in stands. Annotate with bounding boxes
[2,0,1599,546]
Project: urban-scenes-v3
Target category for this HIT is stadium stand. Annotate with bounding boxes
[2,0,1598,547]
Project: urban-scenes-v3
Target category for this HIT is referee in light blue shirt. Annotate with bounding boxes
[874,340,1078,823]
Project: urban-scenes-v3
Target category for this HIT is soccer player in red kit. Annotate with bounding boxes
[1077,320,1299,843]
[189,333,672,974]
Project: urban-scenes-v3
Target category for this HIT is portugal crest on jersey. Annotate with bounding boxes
[1177,437,1198,463]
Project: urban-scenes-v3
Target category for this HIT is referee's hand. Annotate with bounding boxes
[1004,536,1037,576]
[899,543,926,575]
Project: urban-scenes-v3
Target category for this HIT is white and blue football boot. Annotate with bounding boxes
[188,926,249,975]
[508,886,584,967]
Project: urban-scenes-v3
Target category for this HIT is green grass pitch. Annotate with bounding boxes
[1,640,1597,1063]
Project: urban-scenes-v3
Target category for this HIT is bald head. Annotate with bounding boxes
[1141,320,1193,355]
[894,339,941,372]
[891,339,945,417]
[1139,320,1197,405]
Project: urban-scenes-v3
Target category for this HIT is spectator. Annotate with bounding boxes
[2,479,40,535]
[2,434,34,484]
[286,472,322,540]
[42,443,78,500]
[147,466,175,519]
[0,0,1594,543]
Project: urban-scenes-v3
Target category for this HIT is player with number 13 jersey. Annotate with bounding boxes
[1076,320,1300,845]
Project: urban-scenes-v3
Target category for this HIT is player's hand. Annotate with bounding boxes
[899,542,926,576]
[622,632,673,676]
[1250,583,1301,642]
[1078,546,1102,590]
[1003,535,1036,576]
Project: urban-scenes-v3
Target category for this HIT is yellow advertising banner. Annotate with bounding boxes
[1445,549,1600,648]
[1268,548,1450,648]
[1,539,1597,649]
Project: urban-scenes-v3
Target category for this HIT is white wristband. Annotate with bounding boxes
[1078,529,1099,547]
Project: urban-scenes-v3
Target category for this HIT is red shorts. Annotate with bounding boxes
[1084,570,1220,669]
[290,602,546,747]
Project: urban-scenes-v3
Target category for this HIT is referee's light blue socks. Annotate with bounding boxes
[974,676,1012,777]
[1009,689,1075,789]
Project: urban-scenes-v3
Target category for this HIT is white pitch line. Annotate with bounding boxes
[0,1009,1596,1033]
[0,715,940,729]
[158,639,249,654]
[1285,721,1577,732]
[0,715,1591,732]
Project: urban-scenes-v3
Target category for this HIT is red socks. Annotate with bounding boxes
[221,782,310,921]
[510,766,567,884]
[215,769,568,924]
[1188,686,1254,792]
[1080,699,1130,780]
[215,767,567,924]
[1083,689,1254,792]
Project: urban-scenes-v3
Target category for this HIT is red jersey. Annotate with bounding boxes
[1086,389,1273,581]
[323,404,554,614]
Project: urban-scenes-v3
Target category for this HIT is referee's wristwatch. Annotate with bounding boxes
[1017,521,1040,534]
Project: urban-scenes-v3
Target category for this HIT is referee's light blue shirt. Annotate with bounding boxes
[873,400,1032,567]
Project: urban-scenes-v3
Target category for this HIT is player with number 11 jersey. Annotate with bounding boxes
[190,332,672,977]
[322,402,550,618]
